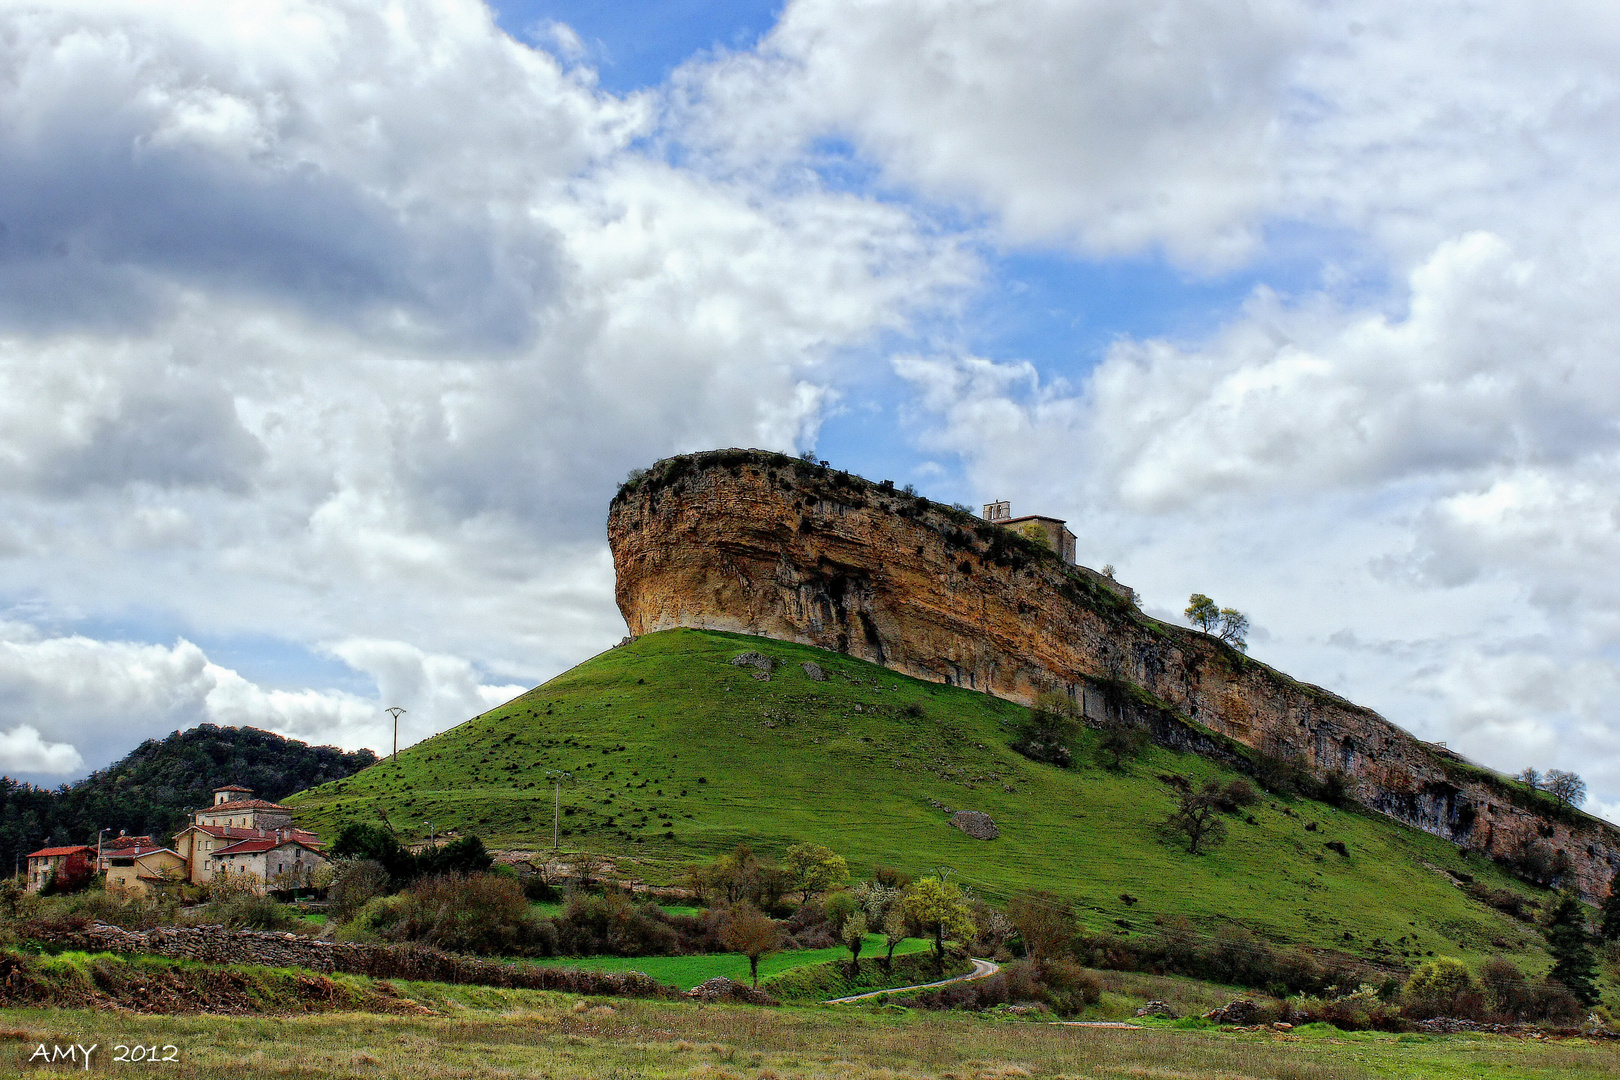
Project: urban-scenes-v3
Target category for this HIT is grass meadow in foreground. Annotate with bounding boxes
[6,990,1620,1079]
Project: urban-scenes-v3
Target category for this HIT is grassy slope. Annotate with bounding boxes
[287,628,1553,973]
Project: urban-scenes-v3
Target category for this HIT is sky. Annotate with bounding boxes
[1,1,1618,821]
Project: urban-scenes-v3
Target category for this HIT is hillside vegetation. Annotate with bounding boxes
[287,629,1555,974]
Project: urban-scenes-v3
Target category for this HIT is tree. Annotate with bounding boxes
[784,842,848,904]
[418,835,493,877]
[329,859,391,922]
[841,911,868,977]
[1007,890,1075,974]
[900,876,977,976]
[1159,781,1229,855]
[1017,522,1051,551]
[880,907,911,972]
[1545,770,1587,810]
[330,823,417,886]
[1517,767,1543,790]
[1095,714,1149,771]
[1601,870,1620,943]
[1544,890,1600,1006]
[1185,594,1219,633]
[1402,957,1475,1016]
[720,902,779,987]
[42,851,94,896]
[1013,692,1080,768]
[1217,608,1249,652]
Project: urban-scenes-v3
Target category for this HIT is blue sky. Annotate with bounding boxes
[2,0,1619,823]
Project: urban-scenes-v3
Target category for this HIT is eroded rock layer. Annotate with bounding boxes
[609,449,1620,899]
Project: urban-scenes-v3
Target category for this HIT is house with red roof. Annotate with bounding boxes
[25,845,94,894]
[103,841,186,898]
[171,785,326,889]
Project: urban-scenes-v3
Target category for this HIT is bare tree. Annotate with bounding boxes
[1007,890,1076,974]
[1217,608,1250,652]
[1545,770,1587,810]
[1517,768,1543,791]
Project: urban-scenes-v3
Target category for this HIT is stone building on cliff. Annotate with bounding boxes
[983,501,1077,564]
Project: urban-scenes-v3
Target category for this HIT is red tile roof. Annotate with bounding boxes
[180,823,321,846]
[105,835,155,850]
[213,784,254,792]
[103,845,177,860]
[197,799,290,813]
[213,837,321,857]
[27,845,93,859]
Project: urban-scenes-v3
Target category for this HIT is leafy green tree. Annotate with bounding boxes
[1159,781,1229,855]
[418,835,493,877]
[330,822,417,886]
[720,902,779,987]
[841,911,869,977]
[1402,957,1474,1016]
[1544,890,1600,1005]
[823,890,859,933]
[1095,715,1149,771]
[784,842,848,903]
[1185,594,1219,633]
[900,876,977,976]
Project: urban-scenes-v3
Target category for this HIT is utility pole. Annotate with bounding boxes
[545,771,573,851]
[96,828,110,877]
[386,707,406,761]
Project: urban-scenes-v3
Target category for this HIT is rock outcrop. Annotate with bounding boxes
[608,449,1620,899]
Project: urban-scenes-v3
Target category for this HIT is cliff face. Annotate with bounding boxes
[609,449,1620,900]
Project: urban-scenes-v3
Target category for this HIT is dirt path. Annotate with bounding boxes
[823,958,1001,1004]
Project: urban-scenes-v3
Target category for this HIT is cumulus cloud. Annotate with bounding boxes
[0,622,524,781]
[0,725,84,776]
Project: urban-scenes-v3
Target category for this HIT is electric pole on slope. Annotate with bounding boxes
[545,771,574,851]
[386,707,407,762]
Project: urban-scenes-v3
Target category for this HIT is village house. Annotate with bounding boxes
[24,845,94,894]
[171,785,325,888]
[102,839,186,898]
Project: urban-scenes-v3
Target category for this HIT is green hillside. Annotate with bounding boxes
[286,628,1555,972]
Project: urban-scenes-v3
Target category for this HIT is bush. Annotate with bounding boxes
[329,860,391,923]
[1402,958,1480,1019]
[910,958,1100,1016]
[552,890,683,957]
[384,873,545,956]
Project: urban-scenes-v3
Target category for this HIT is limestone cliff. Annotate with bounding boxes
[609,449,1620,900]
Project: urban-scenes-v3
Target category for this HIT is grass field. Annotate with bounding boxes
[287,628,1561,978]
[543,933,934,990]
[8,989,1620,1079]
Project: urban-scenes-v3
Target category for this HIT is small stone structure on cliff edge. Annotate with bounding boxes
[608,448,1620,901]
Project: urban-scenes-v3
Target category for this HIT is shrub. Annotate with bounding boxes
[911,958,1100,1016]
[384,873,546,956]
[552,890,682,957]
[1402,958,1480,1019]
[329,860,391,923]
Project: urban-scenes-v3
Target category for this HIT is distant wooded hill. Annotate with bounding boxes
[0,724,376,875]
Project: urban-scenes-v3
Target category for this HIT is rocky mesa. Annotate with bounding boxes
[609,448,1620,900]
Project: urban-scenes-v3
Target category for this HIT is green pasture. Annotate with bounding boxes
[288,628,1558,975]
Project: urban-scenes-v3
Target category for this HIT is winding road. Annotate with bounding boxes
[823,957,1001,1004]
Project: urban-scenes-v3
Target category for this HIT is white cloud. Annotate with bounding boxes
[0,725,84,775]
[0,622,525,778]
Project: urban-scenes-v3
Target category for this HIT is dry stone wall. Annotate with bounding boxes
[30,920,675,997]
[609,449,1620,900]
